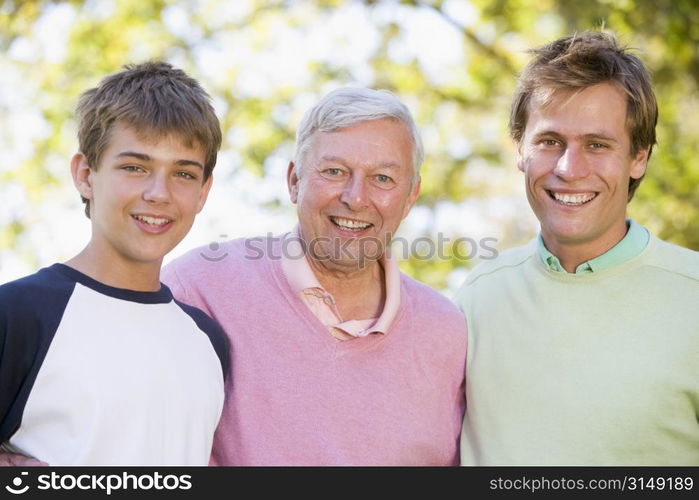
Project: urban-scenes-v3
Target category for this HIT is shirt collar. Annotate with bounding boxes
[281,226,324,294]
[537,219,649,274]
[281,226,401,335]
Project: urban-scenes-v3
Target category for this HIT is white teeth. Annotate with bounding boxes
[331,217,371,230]
[134,215,170,226]
[552,192,596,205]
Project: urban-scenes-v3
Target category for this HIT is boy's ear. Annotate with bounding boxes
[195,174,214,214]
[71,153,93,200]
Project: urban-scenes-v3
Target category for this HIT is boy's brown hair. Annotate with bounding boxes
[76,61,222,216]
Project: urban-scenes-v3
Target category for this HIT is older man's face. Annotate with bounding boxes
[288,118,420,273]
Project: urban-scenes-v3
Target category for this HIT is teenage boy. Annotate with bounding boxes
[0,61,228,466]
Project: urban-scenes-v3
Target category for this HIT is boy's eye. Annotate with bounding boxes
[589,142,606,149]
[541,139,560,147]
[122,165,145,173]
[175,171,197,180]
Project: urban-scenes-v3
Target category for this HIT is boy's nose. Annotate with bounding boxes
[143,172,172,203]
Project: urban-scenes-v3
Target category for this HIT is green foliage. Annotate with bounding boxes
[1,0,697,289]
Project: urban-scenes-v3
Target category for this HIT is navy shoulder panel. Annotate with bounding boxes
[0,265,76,442]
[173,298,230,380]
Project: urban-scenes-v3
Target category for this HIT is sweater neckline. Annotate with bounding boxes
[263,239,408,353]
[532,234,658,283]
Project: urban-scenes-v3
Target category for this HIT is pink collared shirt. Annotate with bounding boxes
[162,235,467,465]
[281,227,400,340]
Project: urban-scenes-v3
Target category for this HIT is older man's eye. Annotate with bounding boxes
[376,174,393,183]
[321,167,345,177]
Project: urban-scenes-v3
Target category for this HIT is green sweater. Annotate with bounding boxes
[454,230,699,465]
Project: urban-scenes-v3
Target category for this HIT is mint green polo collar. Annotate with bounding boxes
[537,219,649,274]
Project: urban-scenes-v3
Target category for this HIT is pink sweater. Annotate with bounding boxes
[162,236,466,465]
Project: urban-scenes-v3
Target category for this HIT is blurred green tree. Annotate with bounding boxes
[1,0,697,290]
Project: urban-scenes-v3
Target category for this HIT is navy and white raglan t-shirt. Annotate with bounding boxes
[0,263,229,465]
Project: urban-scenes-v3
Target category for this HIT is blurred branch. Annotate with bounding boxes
[411,0,518,75]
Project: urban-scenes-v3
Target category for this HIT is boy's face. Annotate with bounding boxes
[73,122,212,270]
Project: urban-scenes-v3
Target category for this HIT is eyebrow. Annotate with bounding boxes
[534,130,619,144]
[115,151,204,169]
[581,133,619,143]
[533,131,620,144]
[319,155,401,169]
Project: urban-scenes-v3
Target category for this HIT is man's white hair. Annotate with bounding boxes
[293,87,424,179]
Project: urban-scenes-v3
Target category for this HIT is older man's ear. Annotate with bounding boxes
[402,175,421,220]
[287,161,300,204]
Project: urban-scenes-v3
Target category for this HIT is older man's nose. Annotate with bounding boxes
[340,176,369,210]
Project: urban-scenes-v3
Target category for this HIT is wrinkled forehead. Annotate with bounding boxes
[304,119,414,164]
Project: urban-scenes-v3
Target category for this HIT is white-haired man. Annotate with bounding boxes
[163,88,466,465]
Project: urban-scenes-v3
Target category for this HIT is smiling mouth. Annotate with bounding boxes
[132,214,173,226]
[547,191,597,206]
[329,216,373,232]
